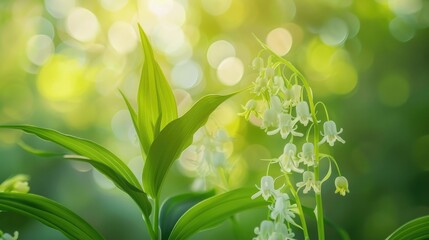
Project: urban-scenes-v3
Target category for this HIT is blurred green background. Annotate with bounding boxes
[1,0,429,239]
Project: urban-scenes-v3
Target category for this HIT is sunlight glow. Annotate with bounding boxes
[207,40,236,68]
[108,21,138,54]
[172,60,202,89]
[66,8,100,42]
[26,34,54,66]
[266,28,293,56]
[217,57,243,86]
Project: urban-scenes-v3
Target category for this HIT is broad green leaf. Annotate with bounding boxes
[137,25,178,155]
[160,190,215,240]
[142,93,236,198]
[65,155,152,218]
[387,215,429,240]
[168,188,267,240]
[0,125,151,217]
[0,193,104,240]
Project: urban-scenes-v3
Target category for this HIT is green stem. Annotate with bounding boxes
[154,198,160,239]
[285,176,310,240]
[273,54,326,240]
[256,42,327,239]
[143,212,156,240]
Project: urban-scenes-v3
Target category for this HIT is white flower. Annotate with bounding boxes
[269,96,283,113]
[252,57,264,70]
[0,175,30,193]
[284,84,302,107]
[296,171,320,194]
[295,101,312,126]
[261,108,278,130]
[290,84,302,105]
[271,76,287,95]
[319,120,345,146]
[269,193,297,224]
[268,223,295,240]
[335,176,350,196]
[278,143,303,173]
[252,176,281,200]
[254,76,269,95]
[265,67,275,79]
[298,143,315,167]
[267,113,303,139]
[239,99,257,120]
[254,220,274,240]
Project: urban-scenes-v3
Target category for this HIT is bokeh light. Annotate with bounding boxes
[207,40,236,68]
[1,0,429,239]
[217,57,243,86]
[266,27,293,56]
[45,0,76,18]
[319,18,349,46]
[66,7,100,42]
[171,60,202,89]
[377,74,410,107]
[108,21,138,54]
[201,0,232,16]
[37,54,91,102]
[26,34,54,66]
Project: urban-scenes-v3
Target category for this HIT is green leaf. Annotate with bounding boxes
[0,125,151,217]
[65,155,152,218]
[0,192,104,240]
[160,190,215,240]
[119,90,145,154]
[387,215,429,240]
[168,188,267,240]
[137,25,178,155]
[142,93,236,198]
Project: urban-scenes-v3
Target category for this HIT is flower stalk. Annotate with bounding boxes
[245,40,349,240]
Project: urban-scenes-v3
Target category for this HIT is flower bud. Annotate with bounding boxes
[335,176,350,196]
[0,175,30,193]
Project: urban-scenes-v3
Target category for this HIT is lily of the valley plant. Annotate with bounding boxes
[1,25,426,240]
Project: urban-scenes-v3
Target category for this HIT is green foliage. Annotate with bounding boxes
[137,25,178,155]
[387,215,429,240]
[160,190,215,240]
[0,125,152,217]
[168,188,267,240]
[142,93,236,198]
[0,193,104,240]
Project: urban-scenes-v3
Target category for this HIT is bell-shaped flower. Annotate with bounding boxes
[254,76,269,96]
[296,171,320,194]
[278,143,303,173]
[252,57,264,70]
[254,220,274,240]
[269,96,283,113]
[298,143,315,167]
[282,84,302,107]
[319,121,345,146]
[267,113,303,139]
[335,176,350,196]
[295,101,312,126]
[265,67,275,79]
[261,108,278,130]
[268,223,295,240]
[0,175,30,193]
[252,176,281,200]
[239,99,257,120]
[269,193,297,225]
[270,76,287,95]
